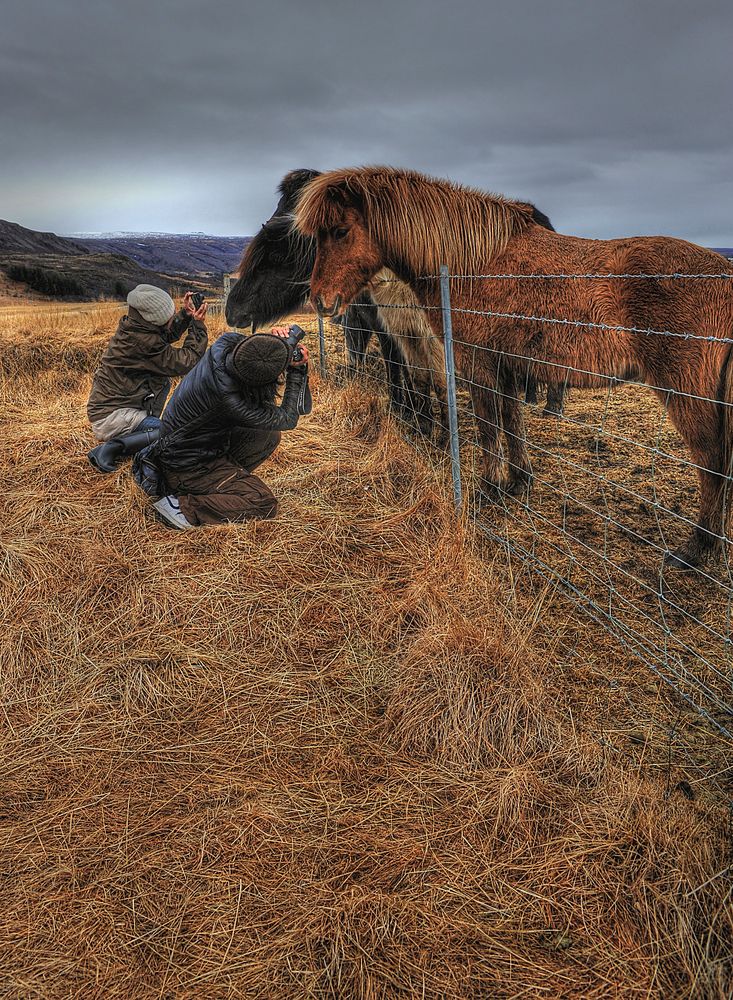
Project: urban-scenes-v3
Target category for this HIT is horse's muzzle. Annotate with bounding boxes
[314,294,342,319]
[225,303,251,328]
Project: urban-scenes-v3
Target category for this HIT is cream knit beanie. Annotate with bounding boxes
[127,284,175,326]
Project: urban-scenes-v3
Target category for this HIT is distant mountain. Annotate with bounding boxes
[69,233,733,274]
[73,233,251,278]
[0,219,179,300]
[712,248,733,259]
[3,217,729,302]
[70,230,214,238]
[0,219,90,256]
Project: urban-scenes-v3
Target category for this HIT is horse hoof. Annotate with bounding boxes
[664,548,701,572]
[474,480,507,506]
[505,474,533,496]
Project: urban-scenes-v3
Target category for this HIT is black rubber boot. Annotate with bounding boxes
[88,426,161,474]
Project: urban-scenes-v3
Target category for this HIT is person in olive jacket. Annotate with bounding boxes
[135,327,311,530]
[87,284,208,472]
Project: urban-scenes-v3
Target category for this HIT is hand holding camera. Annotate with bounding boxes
[291,344,309,367]
[184,290,208,320]
[270,324,309,367]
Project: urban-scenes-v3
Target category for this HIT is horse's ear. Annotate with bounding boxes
[513,201,536,220]
[274,169,322,216]
[279,169,320,204]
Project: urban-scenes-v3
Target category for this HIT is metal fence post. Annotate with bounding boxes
[439,264,462,511]
[317,314,328,379]
[222,273,231,319]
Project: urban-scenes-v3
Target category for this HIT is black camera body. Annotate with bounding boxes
[189,291,205,310]
[283,324,312,416]
[284,324,306,364]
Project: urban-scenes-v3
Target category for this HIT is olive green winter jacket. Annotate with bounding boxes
[87,307,208,422]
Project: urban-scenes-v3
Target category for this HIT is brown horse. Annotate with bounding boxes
[295,166,733,569]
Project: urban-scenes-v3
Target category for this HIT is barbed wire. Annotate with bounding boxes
[406,271,733,280]
[330,314,733,606]
[455,398,733,588]
[372,298,733,347]
[461,422,733,671]
[316,270,733,805]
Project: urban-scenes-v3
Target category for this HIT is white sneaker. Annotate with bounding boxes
[152,495,194,530]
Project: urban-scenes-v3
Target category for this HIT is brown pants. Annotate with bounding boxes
[162,429,281,525]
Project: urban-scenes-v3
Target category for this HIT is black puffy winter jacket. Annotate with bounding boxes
[154,332,309,472]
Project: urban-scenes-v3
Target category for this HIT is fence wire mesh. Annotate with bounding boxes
[316,267,733,815]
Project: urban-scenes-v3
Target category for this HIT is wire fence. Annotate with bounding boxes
[313,267,733,814]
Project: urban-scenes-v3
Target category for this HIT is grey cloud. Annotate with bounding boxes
[1,0,730,244]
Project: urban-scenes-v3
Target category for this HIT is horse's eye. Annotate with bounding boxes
[332,227,349,241]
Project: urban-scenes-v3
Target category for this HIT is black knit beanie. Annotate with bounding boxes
[230,334,291,385]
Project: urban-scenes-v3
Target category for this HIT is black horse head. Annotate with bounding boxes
[225,169,321,329]
[225,167,556,329]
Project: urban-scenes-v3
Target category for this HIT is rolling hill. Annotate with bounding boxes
[0,219,89,256]
[0,221,189,300]
[73,232,250,278]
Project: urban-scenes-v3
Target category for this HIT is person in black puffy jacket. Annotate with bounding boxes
[136,326,310,529]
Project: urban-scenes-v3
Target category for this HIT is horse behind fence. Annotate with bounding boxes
[296,165,733,570]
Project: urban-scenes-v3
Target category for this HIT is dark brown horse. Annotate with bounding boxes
[225,170,443,435]
[295,166,733,569]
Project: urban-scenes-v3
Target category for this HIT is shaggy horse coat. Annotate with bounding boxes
[295,166,733,569]
[334,291,428,427]
[226,171,477,441]
[226,169,320,333]
[368,270,449,440]
[226,170,562,438]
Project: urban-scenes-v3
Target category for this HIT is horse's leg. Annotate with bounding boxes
[542,381,567,418]
[500,368,532,494]
[343,317,371,376]
[375,330,405,413]
[524,375,538,406]
[468,369,505,499]
[661,393,726,569]
[403,368,434,438]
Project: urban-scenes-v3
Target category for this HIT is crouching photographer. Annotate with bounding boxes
[87,285,208,473]
[133,325,311,529]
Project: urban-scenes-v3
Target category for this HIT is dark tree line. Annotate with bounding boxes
[6,263,86,299]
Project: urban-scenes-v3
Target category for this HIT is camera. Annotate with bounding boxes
[189,291,205,310]
[284,324,307,364]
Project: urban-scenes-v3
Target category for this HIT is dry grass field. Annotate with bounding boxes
[1,300,731,998]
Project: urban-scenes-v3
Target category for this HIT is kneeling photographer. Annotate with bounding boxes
[134,325,311,529]
[87,285,208,473]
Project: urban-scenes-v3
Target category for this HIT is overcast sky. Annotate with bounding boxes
[1,0,731,243]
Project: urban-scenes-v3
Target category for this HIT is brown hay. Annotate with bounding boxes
[0,302,731,998]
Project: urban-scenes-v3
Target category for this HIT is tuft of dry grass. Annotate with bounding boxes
[0,302,731,998]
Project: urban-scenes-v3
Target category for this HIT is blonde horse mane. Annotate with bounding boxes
[294,166,535,275]
[369,268,445,377]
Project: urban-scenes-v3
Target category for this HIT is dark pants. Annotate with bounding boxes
[162,429,281,525]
